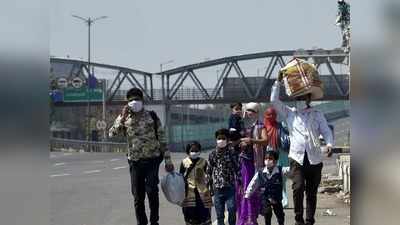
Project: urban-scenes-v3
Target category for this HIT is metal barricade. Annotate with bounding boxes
[50,138,128,153]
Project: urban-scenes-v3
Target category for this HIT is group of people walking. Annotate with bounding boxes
[109,77,334,225]
[178,98,291,225]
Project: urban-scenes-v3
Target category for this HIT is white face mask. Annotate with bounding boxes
[265,159,275,168]
[128,100,143,112]
[189,152,200,159]
[217,140,227,148]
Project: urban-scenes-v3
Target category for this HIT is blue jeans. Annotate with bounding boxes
[214,186,236,225]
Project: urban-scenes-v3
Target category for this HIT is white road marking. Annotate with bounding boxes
[83,170,102,174]
[50,173,71,178]
[53,162,66,166]
[91,160,105,164]
[110,158,121,162]
[113,166,127,170]
[63,153,72,156]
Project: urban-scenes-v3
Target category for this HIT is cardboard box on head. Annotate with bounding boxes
[279,58,324,100]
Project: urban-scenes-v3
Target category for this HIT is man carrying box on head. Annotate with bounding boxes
[270,59,334,225]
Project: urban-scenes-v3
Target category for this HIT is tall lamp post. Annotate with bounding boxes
[160,60,174,73]
[72,14,108,151]
[159,60,174,149]
[160,60,174,100]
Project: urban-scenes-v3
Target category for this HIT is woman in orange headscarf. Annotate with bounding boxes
[264,107,290,208]
[264,107,279,150]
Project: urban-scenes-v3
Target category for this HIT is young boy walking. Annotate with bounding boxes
[208,128,240,225]
[245,150,290,225]
[228,102,244,136]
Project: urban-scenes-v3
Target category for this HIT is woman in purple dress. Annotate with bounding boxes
[235,102,268,225]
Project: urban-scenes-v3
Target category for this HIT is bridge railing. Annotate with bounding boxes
[51,49,349,104]
[106,76,348,103]
[50,138,128,153]
[111,88,221,101]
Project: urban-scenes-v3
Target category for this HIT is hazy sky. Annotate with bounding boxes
[50,1,348,68]
[50,0,381,89]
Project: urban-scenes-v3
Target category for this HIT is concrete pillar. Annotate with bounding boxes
[337,153,351,194]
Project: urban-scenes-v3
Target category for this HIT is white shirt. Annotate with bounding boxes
[270,81,334,165]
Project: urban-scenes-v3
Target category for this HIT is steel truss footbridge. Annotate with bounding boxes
[50,48,349,149]
[51,48,349,106]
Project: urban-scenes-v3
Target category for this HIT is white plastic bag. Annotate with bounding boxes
[160,172,185,206]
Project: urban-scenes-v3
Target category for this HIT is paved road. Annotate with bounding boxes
[50,151,349,225]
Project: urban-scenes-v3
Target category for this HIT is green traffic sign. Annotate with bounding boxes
[63,87,103,102]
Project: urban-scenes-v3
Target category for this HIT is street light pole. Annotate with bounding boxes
[160,59,174,103]
[159,59,174,149]
[102,79,107,141]
[72,14,108,151]
[160,60,174,73]
[88,17,91,71]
